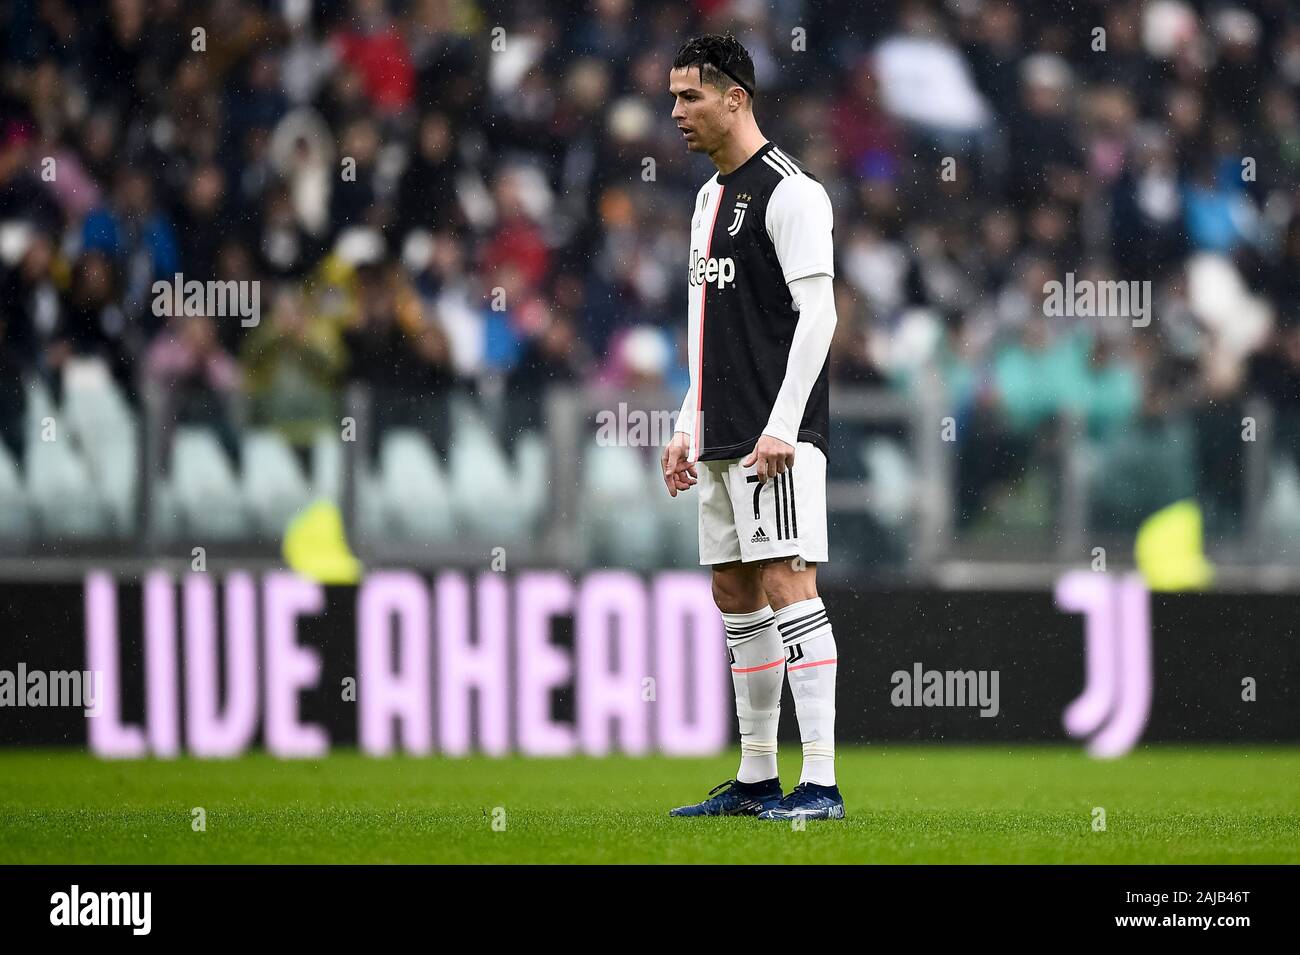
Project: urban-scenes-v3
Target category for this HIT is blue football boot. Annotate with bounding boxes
[756,782,846,820]
[668,778,784,817]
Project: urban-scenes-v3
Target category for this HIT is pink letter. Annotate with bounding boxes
[144,572,180,757]
[358,571,432,755]
[1088,574,1152,758]
[1055,570,1153,758]
[653,572,729,754]
[184,573,258,757]
[436,572,509,755]
[516,571,576,756]
[263,572,327,757]
[85,572,147,758]
[1057,569,1117,739]
[576,572,649,755]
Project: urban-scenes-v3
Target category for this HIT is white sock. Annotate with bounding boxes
[722,605,784,784]
[775,597,837,787]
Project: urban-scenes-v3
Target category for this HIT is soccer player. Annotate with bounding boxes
[662,34,844,821]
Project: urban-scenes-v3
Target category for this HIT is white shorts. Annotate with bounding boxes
[697,441,829,565]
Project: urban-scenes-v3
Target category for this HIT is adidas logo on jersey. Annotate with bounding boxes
[751,526,770,543]
[688,252,736,290]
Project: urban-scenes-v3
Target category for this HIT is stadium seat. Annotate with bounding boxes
[21,374,111,537]
[312,430,344,502]
[377,429,456,541]
[650,478,701,568]
[61,364,138,536]
[581,441,664,567]
[23,376,55,434]
[0,442,32,542]
[25,433,110,537]
[511,431,550,521]
[353,468,384,541]
[447,412,543,539]
[170,428,250,539]
[242,430,312,537]
[1086,423,1197,532]
[1257,457,1300,560]
[862,436,913,527]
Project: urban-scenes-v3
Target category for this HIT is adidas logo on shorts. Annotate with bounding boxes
[751,526,770,543]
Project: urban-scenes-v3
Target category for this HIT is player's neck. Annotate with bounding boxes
[711,125,769,178]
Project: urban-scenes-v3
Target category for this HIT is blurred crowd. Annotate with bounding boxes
[4,0,1300,536]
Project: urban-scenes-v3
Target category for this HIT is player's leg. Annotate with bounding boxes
[758,558,843,819]
[748,443,844,819]
[762,558,836,778]
[711,561,786,788]
[669,461,783,816]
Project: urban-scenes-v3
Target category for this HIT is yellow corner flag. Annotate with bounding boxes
[283,500,362,584]
[1134,499,1214,592]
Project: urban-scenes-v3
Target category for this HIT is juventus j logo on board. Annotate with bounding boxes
[1054,571,1153,758]
[727,194,750,236]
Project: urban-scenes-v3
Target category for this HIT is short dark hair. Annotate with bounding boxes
[673,34,756,102]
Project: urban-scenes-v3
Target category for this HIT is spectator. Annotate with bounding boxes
[341,260,457,461]
[144,312,243,475]
[81,169,180,313]
[51,250,135,402]
[242,286,345,471]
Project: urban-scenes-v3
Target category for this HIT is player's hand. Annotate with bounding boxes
[742,434,794,483]
[661,432,698,497]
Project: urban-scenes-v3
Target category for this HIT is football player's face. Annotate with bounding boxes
[669,67,732,154]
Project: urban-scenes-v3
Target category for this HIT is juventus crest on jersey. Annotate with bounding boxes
[680,141,836,463]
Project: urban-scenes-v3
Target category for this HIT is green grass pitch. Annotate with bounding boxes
[1,746,1296,863]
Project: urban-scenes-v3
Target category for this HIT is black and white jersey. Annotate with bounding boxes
[676,141,836,462]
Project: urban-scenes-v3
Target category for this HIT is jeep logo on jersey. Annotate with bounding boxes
[689,253,736,289]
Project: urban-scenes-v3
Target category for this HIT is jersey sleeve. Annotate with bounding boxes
[765,174,835,283]
[674,382,696,440]
[762,273,837,447]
